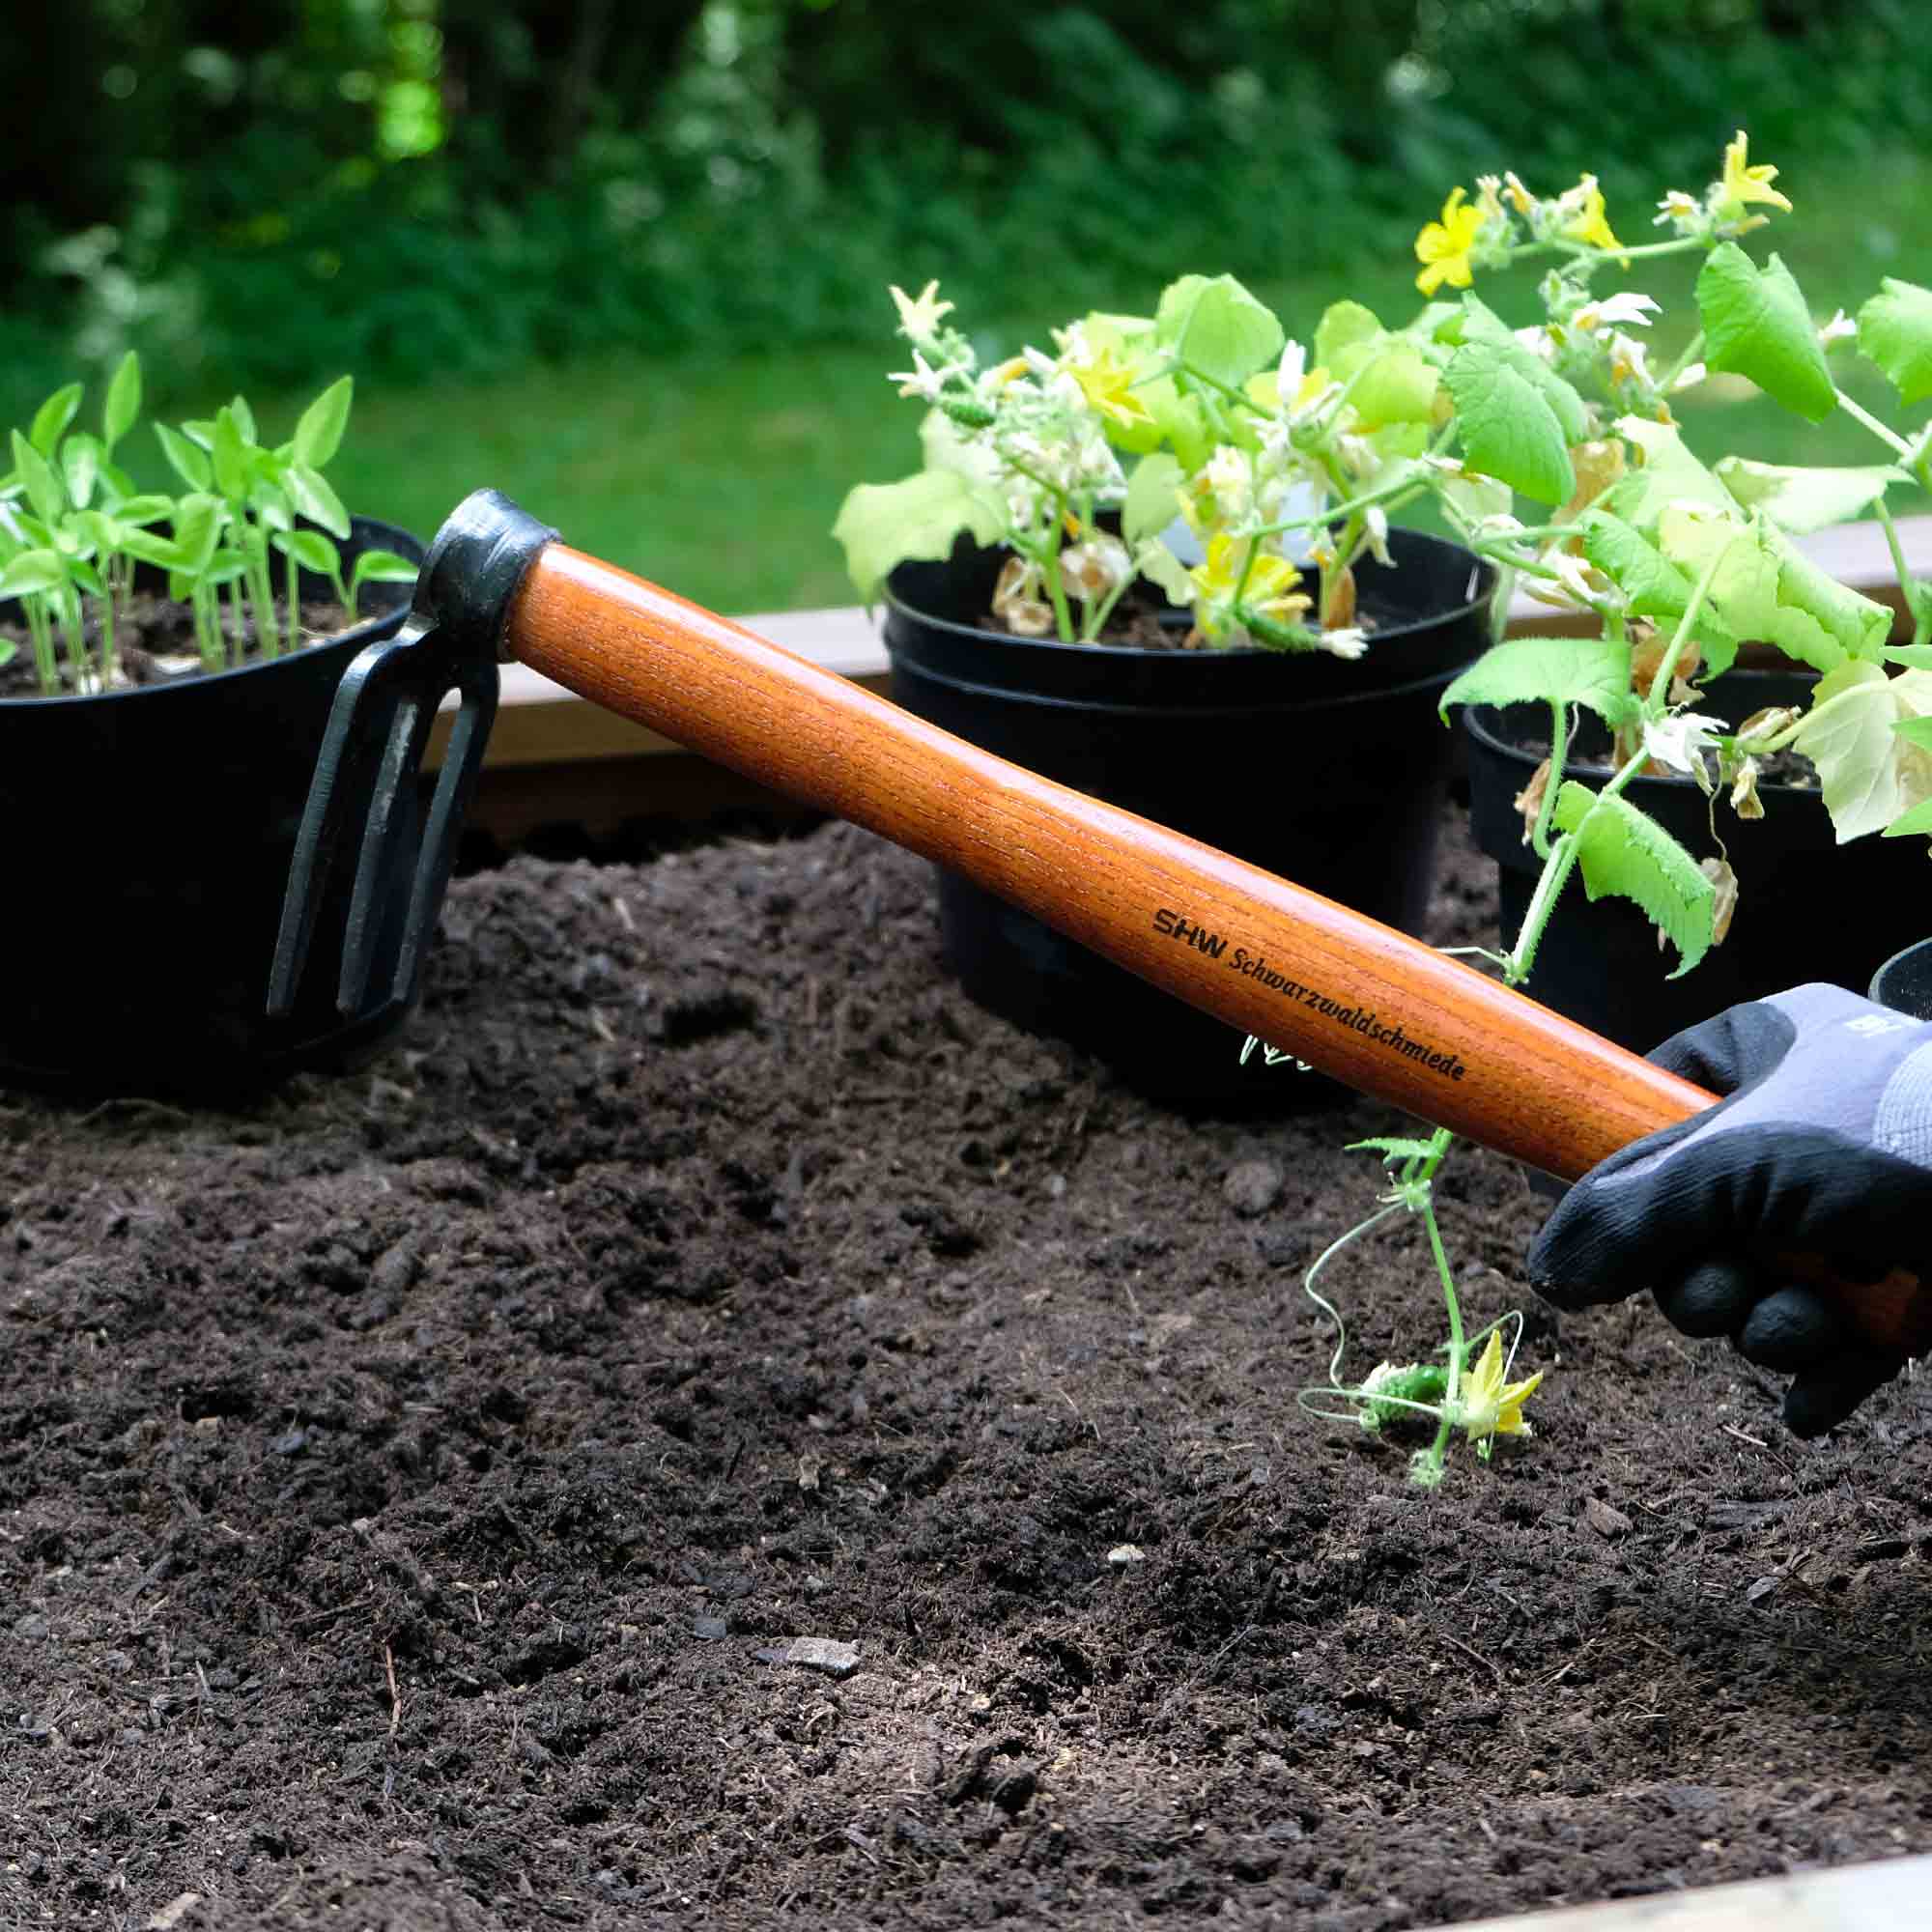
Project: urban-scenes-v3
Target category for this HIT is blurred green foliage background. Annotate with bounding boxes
[8,0,1929,609]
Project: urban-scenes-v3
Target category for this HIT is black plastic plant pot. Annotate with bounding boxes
[1871,937,1932,1021]
[1466,670,1932,1056]
[884,528,1495,1109]
[0,518,425,1098]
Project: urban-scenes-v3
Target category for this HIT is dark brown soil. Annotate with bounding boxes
[5,806,1930,1931]
[0,596,354,697]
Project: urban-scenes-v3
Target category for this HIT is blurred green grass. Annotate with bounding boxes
[133,151,1932,612]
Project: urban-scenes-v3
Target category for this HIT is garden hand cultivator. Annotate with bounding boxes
[271,490,1932,1359]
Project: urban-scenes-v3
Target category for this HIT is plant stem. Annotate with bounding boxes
[1504,543,1726,983]
[98,575,116,690]
[1873,496,1930,649]
[1531,699,1570,860]
[1835,387,1915,459]
[285,546,300,657]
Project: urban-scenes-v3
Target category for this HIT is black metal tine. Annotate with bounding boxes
[337,665,444,1014]
[392,667,501,1009]
[270,490,557,1030]
[268,627,426,1018]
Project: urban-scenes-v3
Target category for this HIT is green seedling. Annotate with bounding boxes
[2,365,383,694]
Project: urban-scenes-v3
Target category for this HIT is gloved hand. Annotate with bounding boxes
[1527,982,1932,1436]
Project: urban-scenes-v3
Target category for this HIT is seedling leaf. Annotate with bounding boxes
[0,548,68,598]
[103,352,141,452]
[1552,781,1716,977]
[61,433,100,510]
[271,528,339,575]
[348,549,420,592]
[29,384,82,458]
[211,407,248,501]
[283,464,351,540]
[156,423,213,492]
[10,431,63,525]
[292,376,353,469]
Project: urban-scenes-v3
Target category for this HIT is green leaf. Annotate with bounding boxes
[10,430,62,524]
[1442,333,1583,504]
[1882,797,1932,838]
[61,433,100,510]
[347,548,419,593]
[156,422,213,492]
[0,638,14,669]
[832,470,1008,603]
[1791,662,1932,841]
[67,556,103,598]
[1131,538,1193,606]
[282,463,351,539]
[170,495,223,577]
[1154,274,1286,393]
[103,351,141,452]
[113,493,173,527]
[1579,508,1738,673]
[292,375,353,469]
[1551,781,1716,978]
[1314,300,1381,373]
[1438,635,1635,726]
[1857,278,1932,405]
[0,547,67,598]
[1695,244,1836,422]
[1716,457,1905,533]
[1122,453,1184,548]
[272,527,340,575]
[211,407,248,501]
[68,508,118,557]
[1347,1136,1442,1164]
[228,394,257,445]
[1598,418,1731,534]
[1658,505,1890,674]
[204,547,247,587]
[117,528,181,569]
[1885,645,1932,668]
[28,383,82,458]
[1349,345,1438,429]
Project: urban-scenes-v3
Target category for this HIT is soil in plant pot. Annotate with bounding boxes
[4,804,1929,1930]
[0,594,356,696]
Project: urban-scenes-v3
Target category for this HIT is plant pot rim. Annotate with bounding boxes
[883,525,1495,662]
[1463,669,1823,801]
[0,514,416,713]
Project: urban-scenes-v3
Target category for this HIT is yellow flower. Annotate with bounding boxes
[1414,186,1487,296]
[1721,129,1792,214]
[1459,1330,1544,1443]
[1559,175,1623,254]
[1186,536,1309,639]
[1068,345,1154,430]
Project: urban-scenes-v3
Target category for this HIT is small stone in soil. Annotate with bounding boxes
[1584,1497,1634,1539]
[692,1615,728,1641]
[1223,1160,1284,1217]
[756,1636,861,1678]
[1107,1544,1146,1569]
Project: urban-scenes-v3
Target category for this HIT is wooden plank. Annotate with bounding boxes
[1428,1853,1932,1932]
[422,514,1932,838]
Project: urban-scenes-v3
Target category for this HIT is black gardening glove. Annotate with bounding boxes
[1527,982,1932,1437]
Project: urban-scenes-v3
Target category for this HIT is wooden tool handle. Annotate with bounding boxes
[505,543,1932,1357]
